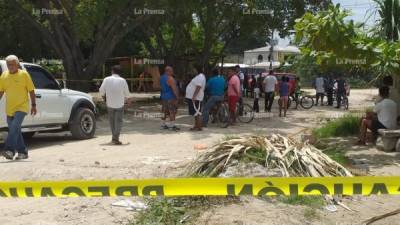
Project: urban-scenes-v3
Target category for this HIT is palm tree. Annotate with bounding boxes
[374,0,400,41]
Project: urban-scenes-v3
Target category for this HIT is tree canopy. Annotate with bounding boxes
[1,0,330,91]
[294,3,400,76]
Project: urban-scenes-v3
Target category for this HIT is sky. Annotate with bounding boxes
[278,0,377,46]
[332,0,377,25]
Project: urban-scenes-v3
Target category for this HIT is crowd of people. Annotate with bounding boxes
[95,64,400,149]
[159,65,242,132]
[312,73,350,109]
[0,54,398,155]
[158,65,305,133]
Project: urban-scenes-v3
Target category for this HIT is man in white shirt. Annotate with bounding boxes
[262,70,278,112]
[382,75,400,116]
[99,65,131,145]
[185,66,206,131]
[358,86,397,145]
[314,75,325,106]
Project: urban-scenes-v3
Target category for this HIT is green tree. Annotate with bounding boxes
[0,1,54,61]
[3,0,330,90]
[372,0,400,77]
[138,0,330,76]
[11,0,149,91]
[294,3,399,76]
[294,4,367,68]
[374,0,400,41]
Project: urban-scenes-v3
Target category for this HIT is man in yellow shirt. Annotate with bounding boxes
[0,55,37,160]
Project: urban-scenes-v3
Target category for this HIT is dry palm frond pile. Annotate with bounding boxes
[186,134,352,177]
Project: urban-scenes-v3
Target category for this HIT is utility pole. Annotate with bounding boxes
[269,30,274,71]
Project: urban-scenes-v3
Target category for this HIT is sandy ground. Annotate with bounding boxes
[0,89,399,225]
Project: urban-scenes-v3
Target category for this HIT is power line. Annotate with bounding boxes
[338,0,376,8]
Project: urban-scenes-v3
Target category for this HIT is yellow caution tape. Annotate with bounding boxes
[55,78,153,83]
[0,177,398,197]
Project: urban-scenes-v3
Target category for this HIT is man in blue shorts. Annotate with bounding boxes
[160,66,180,131]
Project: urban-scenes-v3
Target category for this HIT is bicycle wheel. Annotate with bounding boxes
[300,96,314,109]
[287,96,292,109]
[237,103,254,123]
[217,103,230,128]
[343,97,349,110]
[288,96,298,109]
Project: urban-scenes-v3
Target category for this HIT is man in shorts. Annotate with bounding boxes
[160,66,180,131]
[357,86,397,145]
[227,67,240,125]
[185,66,206,131]
[313,74,325,106]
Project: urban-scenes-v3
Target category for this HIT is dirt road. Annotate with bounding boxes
[0,89,399,225]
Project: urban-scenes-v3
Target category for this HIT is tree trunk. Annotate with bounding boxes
[13,0,148,92]
[62,59,90,92]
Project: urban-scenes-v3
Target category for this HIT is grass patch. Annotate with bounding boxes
[323,146,351,165]
[130,198,185,225]
[278,195,325,209]
[129,197,238,225]
[240,148,267,165]
[260,196,323,222]
[222,135,239,141]
[303,208,320,221]
[313,114,360,139]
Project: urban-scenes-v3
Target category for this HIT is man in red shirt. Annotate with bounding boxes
[227,67,240,124]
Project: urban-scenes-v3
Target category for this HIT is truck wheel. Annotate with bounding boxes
[69,107,96,139]
[22,132,36,139]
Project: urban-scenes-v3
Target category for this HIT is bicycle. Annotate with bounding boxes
[324,90,349,110]
[209,100,230,128]
[337,93,349,110]
[288,91,314,109]
[236,100,254,123]
[209,98,254,127]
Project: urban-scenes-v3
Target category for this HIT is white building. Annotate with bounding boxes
[243,45,300,66]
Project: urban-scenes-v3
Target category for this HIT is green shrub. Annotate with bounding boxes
[129,197,237,225]
[313,114,360,139]
[323,147,351,165]
[130,198,186,225]
[241,148,267,165]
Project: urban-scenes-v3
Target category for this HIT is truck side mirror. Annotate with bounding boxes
[58,80,65,89]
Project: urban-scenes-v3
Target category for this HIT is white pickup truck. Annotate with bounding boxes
[0,60,96,139]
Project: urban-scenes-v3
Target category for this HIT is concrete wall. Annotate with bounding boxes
[244,51,279,65]
[244,51,298,65]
